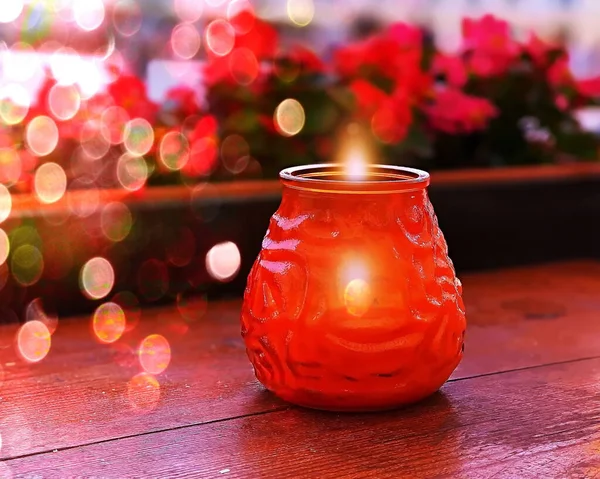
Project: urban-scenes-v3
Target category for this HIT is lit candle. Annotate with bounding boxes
[345,147,367,180]
[242,158,466,412]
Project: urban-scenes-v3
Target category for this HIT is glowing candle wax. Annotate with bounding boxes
[241,159,466,411]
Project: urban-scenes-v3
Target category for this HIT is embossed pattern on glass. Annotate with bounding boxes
[241,165,466,411]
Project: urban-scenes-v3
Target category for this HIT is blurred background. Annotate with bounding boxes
[1,0,600,325]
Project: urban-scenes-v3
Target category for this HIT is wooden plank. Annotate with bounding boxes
[4,357,600,479]
[0,301,286,460]
[1,262,600,460]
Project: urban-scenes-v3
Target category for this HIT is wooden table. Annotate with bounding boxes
[1,261,600,478]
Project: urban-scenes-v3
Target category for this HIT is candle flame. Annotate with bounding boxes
[346,148,367,180]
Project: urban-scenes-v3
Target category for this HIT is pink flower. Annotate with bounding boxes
[426,88,498,134]
[462,15,519,77]
[432,53,468,88]
[388,23,423,51]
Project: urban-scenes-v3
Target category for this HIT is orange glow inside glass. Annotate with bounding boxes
[242,164,466,411]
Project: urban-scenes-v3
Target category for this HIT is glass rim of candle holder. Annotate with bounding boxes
[279,164,430,194]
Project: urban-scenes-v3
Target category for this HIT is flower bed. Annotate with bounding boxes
[1,13,600,201]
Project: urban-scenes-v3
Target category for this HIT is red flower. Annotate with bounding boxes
[433,53,468,88]
[524,33,558,67]
[288,45,326,74]
[107,75,158,123]
[183,115,219,178]
[371,87,412,144]
[165,85,201,117]
[462,15,519,77]
[350,79,388,119]
[426,88,498,134]
[235,16,278,60]
[388,23,423,51]
[334,24,430,104]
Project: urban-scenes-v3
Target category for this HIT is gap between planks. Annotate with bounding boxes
[5,352,600,464]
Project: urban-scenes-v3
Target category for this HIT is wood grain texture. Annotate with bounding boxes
[1,262,600,469]
[0,301,286,460]
[5,357,600,479]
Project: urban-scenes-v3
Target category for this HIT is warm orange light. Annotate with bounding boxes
[138,334,171,375]
[127,373,160,412]
[345,148,367,180]
[344,279,373,317]
[93,302,126,344]
[17,320,51,363]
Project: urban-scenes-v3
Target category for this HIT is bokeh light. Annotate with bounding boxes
[26,298,58,335]
[34,163,67,204]
[171,23,201,60]
[101,106,129,145]
[117,153,149,191]
[0,148,22,186]
[17,320,51,363]
[227,0,255,34]
[123,118,154,157]
[73,0,105,31]
[11,245,44,286]
[221,134,250,173]
[0,185,11,223]
[0,229,9,265]
[190,183,221,221]
[93,302,126,344]
[48,84,81,121]
[50,47,82,86]
[166,227,195,267]
[344,279,373,317]
[0,83,30,125]
[4,42,38,82]
[206,241,241,282]
[229,48,259,86]
[174,0,203,23]
[205,19,235,57]
[112,0,143,37]
[80,257,115,300]
[187,137,219,178]
[0,263,9,292]
[26,116,59,157]
[177,292,207,323]
[159,131,189,171]
[112,291,141,332]
[0,0,23,23]
[287,0,315,27]
[68,182,100,217]
[77,61,103,99]
[274,99,305,137]
[81,121,111,159]
[101,202,133,242]
[137,259,169,302]
[138,334,171,375]
[127,372,160,412]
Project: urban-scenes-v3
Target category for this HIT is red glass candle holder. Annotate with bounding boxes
[241,164,466,411]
